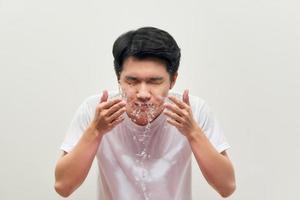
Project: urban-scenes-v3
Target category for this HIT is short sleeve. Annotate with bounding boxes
[196,101,230,153]
[60,100,92,153]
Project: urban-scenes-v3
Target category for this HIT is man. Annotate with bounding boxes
[54,27,236,199]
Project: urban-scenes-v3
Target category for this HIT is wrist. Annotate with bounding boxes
[186,127,205,143]
[85,122,104,141]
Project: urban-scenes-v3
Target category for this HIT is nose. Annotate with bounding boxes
[136,83,151,102]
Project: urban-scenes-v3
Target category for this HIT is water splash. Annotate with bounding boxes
[129,92,183,199]
[109,85,128,102]
[111,89,182,200]
[129,102,159,200]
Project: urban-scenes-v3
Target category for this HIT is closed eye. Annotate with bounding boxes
[125,76,139,84]
[148,77,164,84]
[124,76,164,85]
[148,80,163,84]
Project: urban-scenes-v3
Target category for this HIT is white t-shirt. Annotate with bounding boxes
[60,91,230,200]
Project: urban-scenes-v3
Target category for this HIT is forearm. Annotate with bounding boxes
[188,129,236,197]
[54,123,102,197]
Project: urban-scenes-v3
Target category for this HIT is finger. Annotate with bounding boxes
[101,98,123,109]
[163,110,183,123]
[110,115,125,126]
[183,89,190,106]
[106,100,126,116]
[164,103,185,117]
[168,95,188,109]
[100,90,108,103]
[166,118,181,128]
[107,107,126,122]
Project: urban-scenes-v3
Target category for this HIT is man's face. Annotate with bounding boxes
[119,56,177,126]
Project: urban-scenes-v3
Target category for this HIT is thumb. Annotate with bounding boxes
[100,90,108,103]
[183,89,190,105]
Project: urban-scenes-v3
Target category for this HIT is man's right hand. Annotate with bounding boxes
[54,90,127,197]
[91,90,126,137]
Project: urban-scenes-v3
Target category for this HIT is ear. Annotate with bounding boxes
[169,73,178,89]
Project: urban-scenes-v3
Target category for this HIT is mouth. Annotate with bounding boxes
[135,102,150,107]
[134,103,150,111]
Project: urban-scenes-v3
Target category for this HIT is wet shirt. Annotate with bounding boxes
[60,92,230,200]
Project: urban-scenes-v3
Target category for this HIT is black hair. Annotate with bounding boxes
[112,27,181,79]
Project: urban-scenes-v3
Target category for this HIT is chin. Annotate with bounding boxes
[131,115,150,126]
[127,103,163,126]
[135,119,149,126]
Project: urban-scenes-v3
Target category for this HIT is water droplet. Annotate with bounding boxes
[127,98,167,200]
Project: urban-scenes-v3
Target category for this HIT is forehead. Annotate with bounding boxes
[121,57,169,78]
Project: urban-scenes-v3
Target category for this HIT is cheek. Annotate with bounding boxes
[119,84,135,101]
[151,86,169,103]
[120,82,170,105]
[120,87,136,111]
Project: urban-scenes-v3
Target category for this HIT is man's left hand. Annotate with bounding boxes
[163,89,202,140]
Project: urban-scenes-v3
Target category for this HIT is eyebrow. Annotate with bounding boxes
[148,77,164,81]
[125,76,164,81]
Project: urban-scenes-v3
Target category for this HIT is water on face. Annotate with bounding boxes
[130,92,184,199]
[130,102,158,200]
[111,88,182,200]
[109,86,154,199]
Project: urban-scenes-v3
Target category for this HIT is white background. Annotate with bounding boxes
[1,0,299,199]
